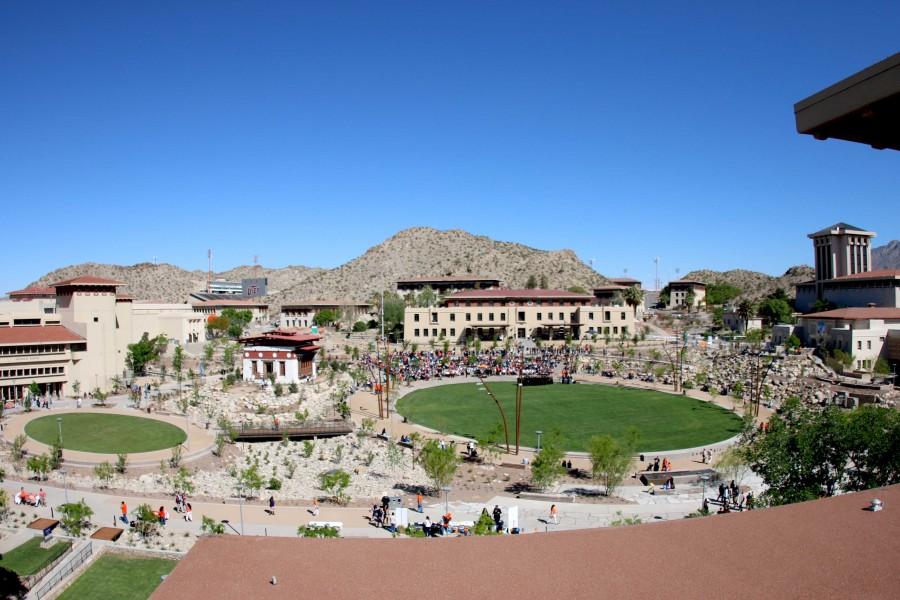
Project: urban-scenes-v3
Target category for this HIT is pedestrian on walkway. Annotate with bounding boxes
[311,498,319,517]
[158,505,167,526]
[416,492,423,513]
[268,495,276,516]
[550,504,559,525]
[121,501,128,524]
[184,503,193,522]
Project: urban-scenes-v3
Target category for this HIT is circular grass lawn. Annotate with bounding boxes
[25,413,187,454]
[397,382,744,453]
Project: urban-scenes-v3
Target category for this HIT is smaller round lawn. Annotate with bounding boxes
[25,413,186,454]
[397,382,744,452]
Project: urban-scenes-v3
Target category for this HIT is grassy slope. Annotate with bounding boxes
[25,414,186,453]
[396,382,744,452]
[0,537,71,576]
[57,555,177,600]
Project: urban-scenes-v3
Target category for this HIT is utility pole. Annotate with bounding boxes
[654,257,660,291]
[207,249,212,293]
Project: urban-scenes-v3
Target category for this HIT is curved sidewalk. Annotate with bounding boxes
[2,408,217,467]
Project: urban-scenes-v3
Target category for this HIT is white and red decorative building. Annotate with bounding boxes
[240,330,322,384]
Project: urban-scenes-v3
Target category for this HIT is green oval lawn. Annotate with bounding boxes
[25,413,186,454]
[397,382,744,452]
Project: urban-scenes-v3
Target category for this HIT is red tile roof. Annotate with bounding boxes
[51,275,121,286]
[832,269,900,280]
[152,485,900,600]
[7,286,56,297]
[593,285,628,291]
[240,330,322,345]
[803,307,900,320]
[0,325,84,345]
[397,276,501,284]
[448,289,594,300]
[609,277,640,283]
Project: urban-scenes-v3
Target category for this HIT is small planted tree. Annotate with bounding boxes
[587,429,639,496]
[297,524,341,538]
[171,466,194,495]
[115,453,128,474]
[318,469,351,505]
[59,499,94,537]
[11,434,27,461]
[49,436,64,470]
[530,431,566,491]
[417,440,460,493]
[26,454,50,481]
[134,503,158,538]
[239,464,264,498]
[94,461,114,488]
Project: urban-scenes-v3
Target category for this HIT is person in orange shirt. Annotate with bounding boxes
[121,501,128,524]
[416,492,423,513]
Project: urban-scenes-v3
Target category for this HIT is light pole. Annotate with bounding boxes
[700,474,710,510]
[535,430,543,453]
[441,486,451,514]
[60,469,69,505]
[56,417,63,447]
[238,484,245,535]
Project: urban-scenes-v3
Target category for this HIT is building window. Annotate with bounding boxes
[450,328,456,336]
[431,313,438,323]
[621,312,626,320]
[588,312,594,320]
[93,317,99,322]
[414,329,420,337]
[489,313,494,321]
[857,341,862,350]
[414,314,420,322]
[477,313,483,321]
[450,314,456,322]
[500,313,505,321]
[537,312,542,321]
[466,313,471,321]
[518,311,525,321]
[613,326,618,334]
[605,311,611,321]
[432,328,438,337]
[558,312,564,321]
[441,329,446,337]
[867,340,872,350]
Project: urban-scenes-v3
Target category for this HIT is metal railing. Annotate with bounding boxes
[32,542,93,600]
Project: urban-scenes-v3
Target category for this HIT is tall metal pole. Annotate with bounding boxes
[239,484,245,535]
[56,417,63,447]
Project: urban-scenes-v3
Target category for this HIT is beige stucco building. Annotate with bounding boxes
[404,289,637,344]
[667,280,706,309]
[279,300,373,329]
[191,299,270,323]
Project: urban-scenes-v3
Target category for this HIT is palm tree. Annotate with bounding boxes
[622,286,645,312]
[737,300,755,333]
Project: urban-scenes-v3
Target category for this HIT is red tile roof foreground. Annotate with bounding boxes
[448,289,594,300]
[191,299,269,307]
[51,275,121,286]
[0,325,84,345]
[802,307,900,320]
[240,330,322,345]
[152,486,900,600]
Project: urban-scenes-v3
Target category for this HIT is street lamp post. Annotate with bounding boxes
[238,484,245,535]
[60,469,69,505]
[441,486,451,514]
[56,417,63,447]
[535,430,543,453]
[700,474,710,510]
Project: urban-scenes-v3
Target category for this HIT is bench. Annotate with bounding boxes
[308,521,343,531]
[501,462,527,470]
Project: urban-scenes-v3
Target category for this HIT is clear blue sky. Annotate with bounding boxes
[2,1,898,292]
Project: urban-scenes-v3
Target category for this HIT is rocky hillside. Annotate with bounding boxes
[24,228,606,305]
[268,228,607,307]
[873,240,900,270]
[682,266,815,300]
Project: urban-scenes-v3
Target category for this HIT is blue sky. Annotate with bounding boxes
[2,1,898,292]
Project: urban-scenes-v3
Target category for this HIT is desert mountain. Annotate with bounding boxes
[873,240,900,270]
[268,228,608,307]
[24,228,606,306]
[682,266,815,300]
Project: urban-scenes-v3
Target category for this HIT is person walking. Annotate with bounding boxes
[121,501,128,524]
[416,492,424,513]
[550,504,559,525]
[184,503,193,522]
[311,498,320,518]
[268,495,276,516]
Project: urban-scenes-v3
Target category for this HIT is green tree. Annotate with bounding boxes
[59,499,94,537]
[49,436,63,469]
[758,297,792,326]
[786,334,802,349]
[539,274,549,289]
[239,464,264,497]
[530,431,566,490]
[297,524,341,538]
[587,429,639,496]
[473,510,500,535]
[417,440,461,493]
[873,358,892,375]
[622,286,645,312]
[705,283,742,306]
[713,446,751,486]
[115,453,128,474]
[525,275,538,289]
[134,503,159,538]
[318,469,351,505]
[352,320,368,332]
[567,285,587,294]
[171,466,194,494]
[415,285,439,308]
[207,315,230,338]
[94,461,114,488]
[126,332,167,375]
[26,454,50,480]
[313,309,340,327]
[221,308,253,338]
[475,423,505,465]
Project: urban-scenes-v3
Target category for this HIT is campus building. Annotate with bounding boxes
[190,298,270,324]
[240,330,322,384]
[1,275,216,398]
[666,280,706,310]
[723,310,763,334]
[279,300,373,329]
[773,307,900,372]
[396,276,502,299]
[403,289,636,344]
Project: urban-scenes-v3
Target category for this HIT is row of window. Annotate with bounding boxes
[1,366,65,378]
[0,344,69,356]
[415,311,628,323]
[447,300,588,307]
[410,325,628,338]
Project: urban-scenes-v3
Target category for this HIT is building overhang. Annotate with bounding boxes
[794,52,900,151]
